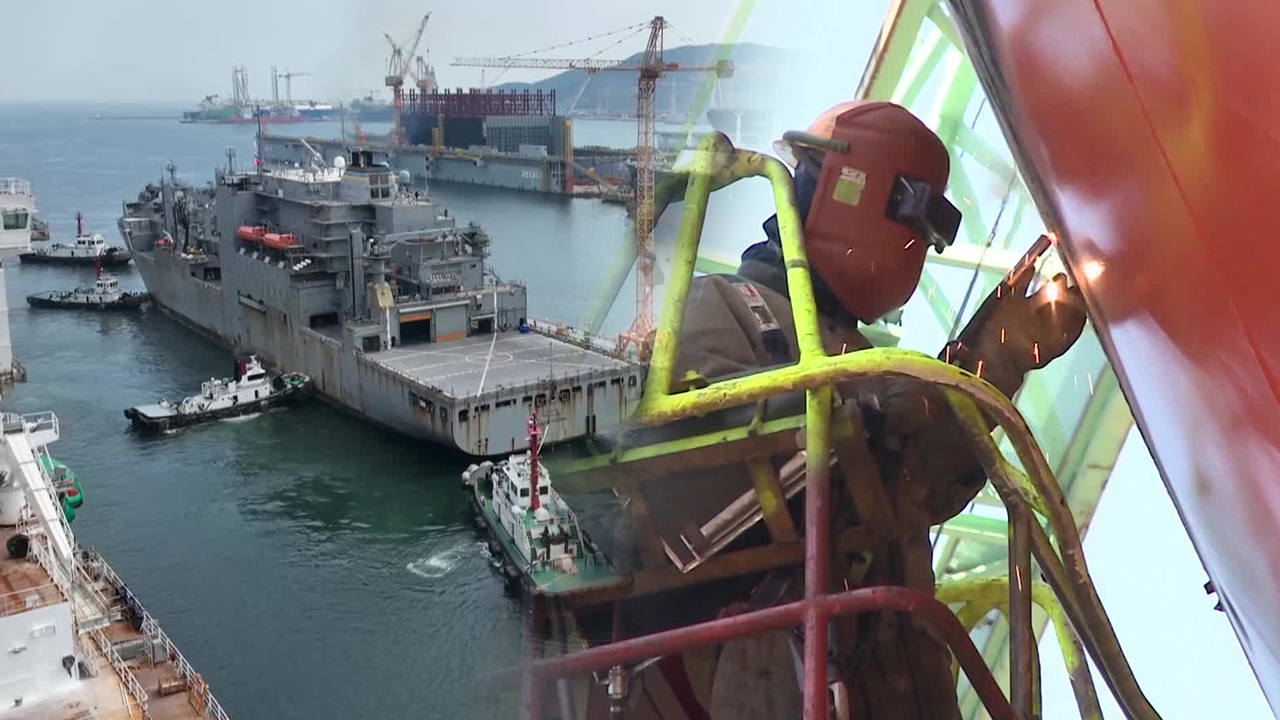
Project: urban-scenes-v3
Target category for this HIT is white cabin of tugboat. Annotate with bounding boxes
[170,356,273,414]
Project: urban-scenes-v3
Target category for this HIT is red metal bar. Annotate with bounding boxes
[522,587,1016,720]
[802,392,832,720]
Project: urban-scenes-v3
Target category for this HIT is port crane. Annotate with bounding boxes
[383,12,432,145]
[454,16,733,356]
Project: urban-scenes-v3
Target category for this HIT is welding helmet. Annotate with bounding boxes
[774,101,960,322]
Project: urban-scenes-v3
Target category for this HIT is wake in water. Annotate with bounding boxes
[407,541,485,580]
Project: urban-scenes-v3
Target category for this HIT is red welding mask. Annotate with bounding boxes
[777,101,959,323]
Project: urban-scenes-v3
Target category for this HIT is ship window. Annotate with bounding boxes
[478,404,490,412]
[1,211,28,230]
[558,390,570,403]
[458,409,469,423]
[246,373,265,381]
[520,488,529,498]
[523,395,533,404]
[495,399,515,408]
[539,486,549,495]
[534,394,547,407]
[629,375,638,387]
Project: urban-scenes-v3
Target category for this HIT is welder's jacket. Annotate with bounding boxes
[616,254,1034,720]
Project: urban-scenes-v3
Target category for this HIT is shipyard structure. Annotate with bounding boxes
[261,89,637,196]
[118,153,643,455]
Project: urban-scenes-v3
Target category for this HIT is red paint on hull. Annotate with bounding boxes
[963,0,1280,709]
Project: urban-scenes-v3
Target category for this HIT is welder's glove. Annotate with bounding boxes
[949,271,1088,397]
[854,378,936,451]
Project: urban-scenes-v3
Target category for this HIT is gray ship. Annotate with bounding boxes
[117,152,644,455]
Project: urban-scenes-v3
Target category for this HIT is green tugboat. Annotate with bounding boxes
[462,413,628,600]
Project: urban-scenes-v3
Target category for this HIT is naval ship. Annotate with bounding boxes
[117,152,644,456]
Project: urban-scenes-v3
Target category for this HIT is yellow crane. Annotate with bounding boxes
[454,16,733,356]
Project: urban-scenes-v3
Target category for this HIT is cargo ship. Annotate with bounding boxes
[117,154,644,456]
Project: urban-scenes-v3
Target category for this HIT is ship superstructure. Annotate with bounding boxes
[119,153,642,455]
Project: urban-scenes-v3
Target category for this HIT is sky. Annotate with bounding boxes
[4,0,862,104]
[6,0,1275,716]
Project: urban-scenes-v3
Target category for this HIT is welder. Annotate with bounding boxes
[605,101,1088,719]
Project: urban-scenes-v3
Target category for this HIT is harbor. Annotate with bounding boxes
[0,101,637,718]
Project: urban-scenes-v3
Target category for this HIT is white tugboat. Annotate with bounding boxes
[20,211,132,267]
[26,262,150,311]
[124,355,312,433]
[463,413,628,600]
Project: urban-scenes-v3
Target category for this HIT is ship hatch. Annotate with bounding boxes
[400,315,432,344]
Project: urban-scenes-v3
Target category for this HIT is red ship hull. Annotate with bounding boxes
[958,0,1280,709]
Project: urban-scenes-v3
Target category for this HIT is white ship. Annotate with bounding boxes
[20,212,131,268]
[0,180,34,256]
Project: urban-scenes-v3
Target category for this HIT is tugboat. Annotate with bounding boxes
[462,413,629,600]
[19,211,132,266]
[123,355,312,433]
[26,261,150,310]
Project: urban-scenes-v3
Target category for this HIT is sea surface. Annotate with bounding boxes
[0,102,773,719]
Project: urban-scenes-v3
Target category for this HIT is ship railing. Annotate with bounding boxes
[0,178,33,197]
[22,410,60,446]
[526,317,624,359]
[96,558,232,720]
[0,581,61,618]
[91,626,152,719]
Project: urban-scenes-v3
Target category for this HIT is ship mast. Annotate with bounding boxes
[527,413,540,511]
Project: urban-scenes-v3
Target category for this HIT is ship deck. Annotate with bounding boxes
[367,331,635,400]
[0,545,218,720]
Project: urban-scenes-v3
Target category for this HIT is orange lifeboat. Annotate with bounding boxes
[236,225,267,243]
[262,233,300,251]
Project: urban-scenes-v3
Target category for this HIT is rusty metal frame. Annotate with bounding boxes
[517,135,1159,720]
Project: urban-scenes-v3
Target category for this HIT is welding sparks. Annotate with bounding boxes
[1000,328,1006,344]
[1033,342,1040,365]
[976,359,984,378]
[1047,231,1059,245]
[945,345,952,364]
[846,247,853,256]
[904,237,917,250]
[1082,260,1105,281]
[997,284,1003,299]
[1043,281,1061,303]
[841,342,848,354]
[1088,372,1095,395]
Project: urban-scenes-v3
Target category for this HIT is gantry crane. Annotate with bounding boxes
[454,16,733,356]
[280,71,309,104]
[384,12,432,145]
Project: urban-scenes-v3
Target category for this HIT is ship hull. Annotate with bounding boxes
[955,0,1280,707]
[19,250,132,267]
[124,240,641,457]
[26,292,148,311]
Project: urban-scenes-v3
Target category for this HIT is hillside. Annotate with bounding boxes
[488,43,794,118]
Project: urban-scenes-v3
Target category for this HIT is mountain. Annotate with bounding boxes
[484,43,794,118]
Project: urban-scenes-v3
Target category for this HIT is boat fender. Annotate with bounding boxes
[5,534,29,560]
